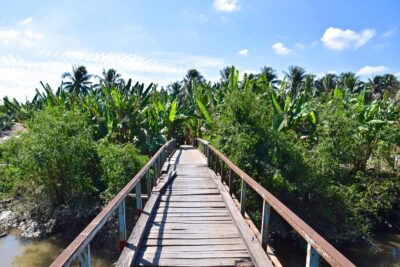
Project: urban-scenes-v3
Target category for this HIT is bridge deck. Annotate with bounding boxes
[126,147,257,266]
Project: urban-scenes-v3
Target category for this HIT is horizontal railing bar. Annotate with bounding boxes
[50,139,176,267]
[196,138,354,267]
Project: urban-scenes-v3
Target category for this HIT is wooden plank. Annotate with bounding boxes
[210,170,273,267]
[138,251,250,259]
[116,171,176,267]
[147,223,237,230]
[140,244,247,253]
[151,216,232,222]
[157,202,226,208]
[152,212,230,217]
[143,237,245,246]
[135,257,251,266]
[147,229,240,235]
[145,233,240,239]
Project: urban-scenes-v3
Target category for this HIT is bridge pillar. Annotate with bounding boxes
[261,201,271,248]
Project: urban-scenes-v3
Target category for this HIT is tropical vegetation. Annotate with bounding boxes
[0,65,399,247]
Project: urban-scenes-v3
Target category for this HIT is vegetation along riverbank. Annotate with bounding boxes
[0,65,399,260]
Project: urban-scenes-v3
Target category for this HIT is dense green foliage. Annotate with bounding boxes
[1,65,399,245]
[0,106,147,209]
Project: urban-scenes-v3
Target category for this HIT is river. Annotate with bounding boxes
[0,230,113,267]
[0,231,399,266]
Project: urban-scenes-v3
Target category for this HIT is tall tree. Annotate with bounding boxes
[62,65,92,95]
[284,65,306,94]
[96,68,124,89]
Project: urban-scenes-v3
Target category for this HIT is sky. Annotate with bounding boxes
[0,0,399,101]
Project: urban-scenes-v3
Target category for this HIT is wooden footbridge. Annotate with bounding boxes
[51,139,355,267]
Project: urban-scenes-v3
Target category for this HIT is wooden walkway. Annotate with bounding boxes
[119,146,268,266]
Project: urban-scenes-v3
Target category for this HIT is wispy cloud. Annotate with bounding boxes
[383,27,396,38]
[272,42,291,55]
[20,17,33,24]
[294,43,306,50]
[356,65,389,76]
[213,0,241,12]
[238,48,248,56]
[321,27,375,50]
[0,51,225,100]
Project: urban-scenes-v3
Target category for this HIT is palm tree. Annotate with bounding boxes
[382,74,400,98]
[339,72,362,92]
[284,65,306,94]
[317,73,337,94]
[62,65,92,95]
[260,66,278,84]
[96,68,124,89]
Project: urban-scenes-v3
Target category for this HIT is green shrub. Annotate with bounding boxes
[1,107,100,207]
[97,142,147,201]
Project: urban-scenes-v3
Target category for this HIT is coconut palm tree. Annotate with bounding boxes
[62,65,92,95]
[339,72,362,93]
[260,66,278,85]
[96,68,124,89]
[284,65,306,94]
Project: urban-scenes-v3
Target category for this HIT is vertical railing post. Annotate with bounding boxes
[228,168,233,195]
[146,169,151,196]
[220,160,224,181]
[77,244,91,267]
[306,243,320,267]
[261,201,271,248]
[135,182,142,216]
[207,145,210,166]
[118,200,126,252]
[240,180,247,215]
[153,161,157,182]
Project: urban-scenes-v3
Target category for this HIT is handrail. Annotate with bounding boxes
[195,138,355,267]
[50,139,177,267]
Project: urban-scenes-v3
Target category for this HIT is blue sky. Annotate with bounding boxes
[0,0,399,100]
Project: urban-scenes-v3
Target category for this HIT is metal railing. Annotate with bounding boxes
[50,139,177,267]
[195,138,355,267]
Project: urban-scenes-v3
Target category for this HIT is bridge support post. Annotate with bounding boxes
[306,243,320,267]
[206,145,210,166]
[228,168,233,195]
[146,170,151,196]
[220,160,224,181]
[135,182,142,216]
[118,200,126,252]
[261,201,271,248]
[77,244,90,267]
[240,180,247,215]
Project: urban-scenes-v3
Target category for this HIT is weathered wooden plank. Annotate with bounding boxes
[143,237,245,246]
[140,244,247,253]
[145,233,240,239]
[136,257,251,266]
[139,251,249,259]
[157,202,226,208]
[151,216,232,222]
[147,223,237,230]
[146,229,240,235]
[152,212,230,217]
[153,208,228,213]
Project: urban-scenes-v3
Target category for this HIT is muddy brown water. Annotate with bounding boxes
[0,231,113,267]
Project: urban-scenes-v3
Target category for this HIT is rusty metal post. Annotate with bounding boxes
[118,200,126,252]
[261,201,271,248]
[240,180,247,215]
[77,244,90,267]
[306,243,320,267]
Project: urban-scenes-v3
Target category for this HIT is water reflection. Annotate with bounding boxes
[0,233,113,267]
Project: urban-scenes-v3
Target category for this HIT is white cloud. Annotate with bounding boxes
[321,27,375,50]
[272,42,291,55]
[383,28,396,38]
[213,0,241,12]
[0,51,225,101]
[356,65,389,76]
[238,49,248,56]
[20,17,33,24]
[294,43,305,49]
[395,72,400,77]
[0,30,19,43]
[199,14,209,21]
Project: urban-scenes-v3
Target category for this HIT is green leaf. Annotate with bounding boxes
[271,91,283,114]
[309,111,317,124]
[196,98,213,124]
[169,100,177,122]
